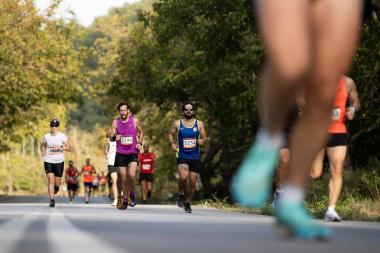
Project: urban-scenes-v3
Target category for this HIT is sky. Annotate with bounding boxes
[35,0,139,27]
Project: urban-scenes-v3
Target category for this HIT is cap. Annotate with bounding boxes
[50,119,60,127]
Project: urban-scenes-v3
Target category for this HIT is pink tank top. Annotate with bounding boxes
[116,116,139,154]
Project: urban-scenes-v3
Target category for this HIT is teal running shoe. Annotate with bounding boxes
[231,142,279,208]
[275,200,332,240]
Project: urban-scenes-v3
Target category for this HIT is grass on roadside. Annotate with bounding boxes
[196,167,380,222]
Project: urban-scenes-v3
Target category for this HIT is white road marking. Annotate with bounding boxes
[47,208,134,253]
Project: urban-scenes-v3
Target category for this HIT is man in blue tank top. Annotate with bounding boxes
[167,101,207,213]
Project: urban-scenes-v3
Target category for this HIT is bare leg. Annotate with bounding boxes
[185,171,198,203]
[117,169,123,196]
[110,172,118,200]
[287,0,362,187]
[326,146,347,207]
[54,177,62,192]
[276,148,291,189]
[310,149,326,179]
[47,173,55,200]
[147,182,153,193]
[177,164,189,195]
[141,180,147,202]
[127,162,138,194]
[257,0,311,133]
[118,167,128,197]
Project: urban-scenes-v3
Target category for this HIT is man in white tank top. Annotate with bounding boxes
[105,132,120,207]
[40,119,70,208]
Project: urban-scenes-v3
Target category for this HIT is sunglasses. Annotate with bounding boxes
[50,125,59,128]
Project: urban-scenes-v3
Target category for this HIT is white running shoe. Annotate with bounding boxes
[111,199,117,206]
[324,209,342,222]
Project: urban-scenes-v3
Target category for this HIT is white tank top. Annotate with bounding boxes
[43,132,67,163]
[108,140,117,166]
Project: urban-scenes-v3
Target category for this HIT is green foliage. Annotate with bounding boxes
[112,0,265,197]
[349,20,380,166]
[0,0,82,151]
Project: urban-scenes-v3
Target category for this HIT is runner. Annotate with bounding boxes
[80,158,96,204]
[231,1,363,239]
[65,160,80,203]
[167,101,207,213]
[138,143,156,204]
[40,118,70,208]
[105,135,120,206]
[310,76,360,222]
[109,102,144,210]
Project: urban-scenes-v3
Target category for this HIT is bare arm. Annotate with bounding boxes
[109,119,118,140]
[197,120,208,146]
[105,140,110,156]
[345,77,360,120]
[62,139,70,152]
[167,120,179,151]
[40,137,46,157]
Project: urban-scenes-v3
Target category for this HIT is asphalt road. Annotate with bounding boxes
[0,196,378,253]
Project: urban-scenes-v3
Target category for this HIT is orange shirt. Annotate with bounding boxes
[328,76,348,134]
[83,165,94,183]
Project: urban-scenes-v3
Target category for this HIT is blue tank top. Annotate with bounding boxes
[178,119,200,159]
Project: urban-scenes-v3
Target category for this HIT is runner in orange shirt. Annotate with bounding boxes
[80,158,96,204]
[310,76,360,221]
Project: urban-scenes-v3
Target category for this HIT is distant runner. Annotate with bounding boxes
[40,118,70,208]
[167,101,207,213]
[80,158,96,204]
[138,143,156,204]
[310,76,360,222]
[65,160,80,203]
[105,135,120,206]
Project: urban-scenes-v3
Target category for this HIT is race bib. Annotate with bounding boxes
[120,136,133,145]
[331,107,341,121]
[142,164,151,170]
[183,138,197,149]
[48,146,63,155]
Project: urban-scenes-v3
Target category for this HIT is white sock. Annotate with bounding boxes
[281,183,305,203]
[256,128,284,149]
[276,188,284,194]
[327,206,336,212]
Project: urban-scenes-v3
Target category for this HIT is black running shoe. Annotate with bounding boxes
[54,186,59,194]
[184,202,192,213]
[118,198,129,210]
[176,194,185,208]
[129,192,136,207]
[147,191,152,199]
[49,199,55,208]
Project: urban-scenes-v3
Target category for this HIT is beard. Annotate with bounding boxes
[184,113,193,119]
[120,114,128,120]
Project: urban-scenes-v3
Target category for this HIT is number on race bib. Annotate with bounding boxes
[183,138,196,149]
[331,108,341,121]
[142,164,151,170]
[121,136,133,145]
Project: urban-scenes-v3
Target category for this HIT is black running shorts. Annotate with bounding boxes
[177,158,202,173]
[114,153,138,167]
[139,173,154,183]
[67,183,78,191]
[327,133,348,147]
[44,162,64,177]
[108,165,118,174]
